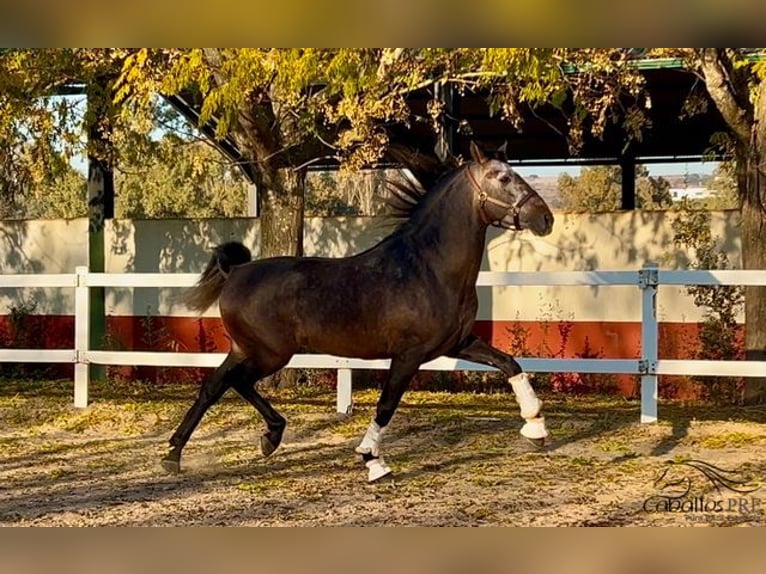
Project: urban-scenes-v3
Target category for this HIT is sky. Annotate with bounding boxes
[513,161,717,179]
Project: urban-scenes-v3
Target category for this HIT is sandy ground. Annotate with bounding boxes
[0,380,765,526]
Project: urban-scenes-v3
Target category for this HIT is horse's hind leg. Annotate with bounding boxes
[162,352,247,474]
[231,378,286,457]
[449,335,548,447]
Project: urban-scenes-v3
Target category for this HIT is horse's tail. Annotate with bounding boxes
[183,241,252,313]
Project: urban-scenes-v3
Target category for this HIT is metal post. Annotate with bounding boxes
[247,182,259,217]
[336,368,353,415]
[639,262,659,422]
[434,81,457,164]
[86,79,114,384]
[74,266,91,408]
[620,155,636,210]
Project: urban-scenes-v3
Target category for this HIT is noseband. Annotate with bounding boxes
[467,165,534,230]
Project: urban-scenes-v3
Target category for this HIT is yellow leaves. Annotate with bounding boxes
[753,59,766,82]
[190,151,205,179]
[114,50,147,105]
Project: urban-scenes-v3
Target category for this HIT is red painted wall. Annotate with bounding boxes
[1,314,741,399]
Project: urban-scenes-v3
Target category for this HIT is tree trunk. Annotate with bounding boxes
[738,94,766,404]
[260,167,306,388]
[86,77,115,383]
[700,51,766,404]
[740,196,766,403]
[260,168,305,259]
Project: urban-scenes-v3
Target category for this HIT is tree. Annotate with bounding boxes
[691,48,766,402]
[116,134,250,219]
[635,165,673,209]
[0,141,88,219]
[111,48,650,241]
[20,163,88,219]
[114,49,457,386]
[701,162,740,210]
[558,166,621,212]
[558,164,671,211]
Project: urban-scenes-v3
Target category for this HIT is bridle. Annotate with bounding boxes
[466,164,535,230]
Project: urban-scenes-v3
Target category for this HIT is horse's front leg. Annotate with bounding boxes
[450,335,549,446]
[355,357,421,482]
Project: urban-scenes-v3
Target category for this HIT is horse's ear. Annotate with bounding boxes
[469,141,488,164]
[497,141,509,162]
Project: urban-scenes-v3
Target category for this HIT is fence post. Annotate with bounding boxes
[639,262,659,423]
[74,266,91,408]
[336,368,353,415]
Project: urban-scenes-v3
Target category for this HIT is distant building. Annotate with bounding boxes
[669,187,714,201]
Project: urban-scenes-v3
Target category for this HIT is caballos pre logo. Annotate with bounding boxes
[643,459,762,522]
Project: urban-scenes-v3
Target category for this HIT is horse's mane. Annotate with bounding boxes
[382,166,464,230]
[380,144,464,230]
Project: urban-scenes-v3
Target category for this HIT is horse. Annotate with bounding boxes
[162,141,555,482]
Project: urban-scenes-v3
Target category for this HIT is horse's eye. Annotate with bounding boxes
[497,174,512,185]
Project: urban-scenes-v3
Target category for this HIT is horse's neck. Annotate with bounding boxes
[405,176,486,285]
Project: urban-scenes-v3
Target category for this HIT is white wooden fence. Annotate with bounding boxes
[1,263,765,422]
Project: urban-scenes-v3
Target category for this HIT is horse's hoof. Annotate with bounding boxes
[523,436,547,450]
[520,416,548,440]
[260,434,279,457]
[366,457,393,483]
[161,457,181,474]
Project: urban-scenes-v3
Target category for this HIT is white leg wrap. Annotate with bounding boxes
[509,373,542,420]
[355,420,387,457]
[365,456,393,482]
[520,417,549,440]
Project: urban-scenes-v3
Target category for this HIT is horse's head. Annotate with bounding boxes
[466,141,554,236]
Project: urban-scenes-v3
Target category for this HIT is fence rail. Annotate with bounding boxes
[1,264,765,422]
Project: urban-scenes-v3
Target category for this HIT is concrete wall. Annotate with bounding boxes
[0,210,743,323]
[0,218,88,315]
[482,210,741,323]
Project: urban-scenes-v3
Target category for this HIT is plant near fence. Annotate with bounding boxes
[101,324,131,384]
[505,298,616,395]
[0,300,48,379]
[671,202,744,403]
[138,305,194,385]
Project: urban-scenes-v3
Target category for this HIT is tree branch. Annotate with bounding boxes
[699,48,753,143]
[199,48,280,174]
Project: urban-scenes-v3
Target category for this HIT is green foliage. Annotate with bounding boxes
[0,49,255,222]
[305,168,402,217]
[113,48,662,172]
[558,166,621,212]
[116,135,249,219]
[698,162,740,210]
[635,165,673,209]
[671,202,744,402]
[0,160,87,219]
[558,165,672,212]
